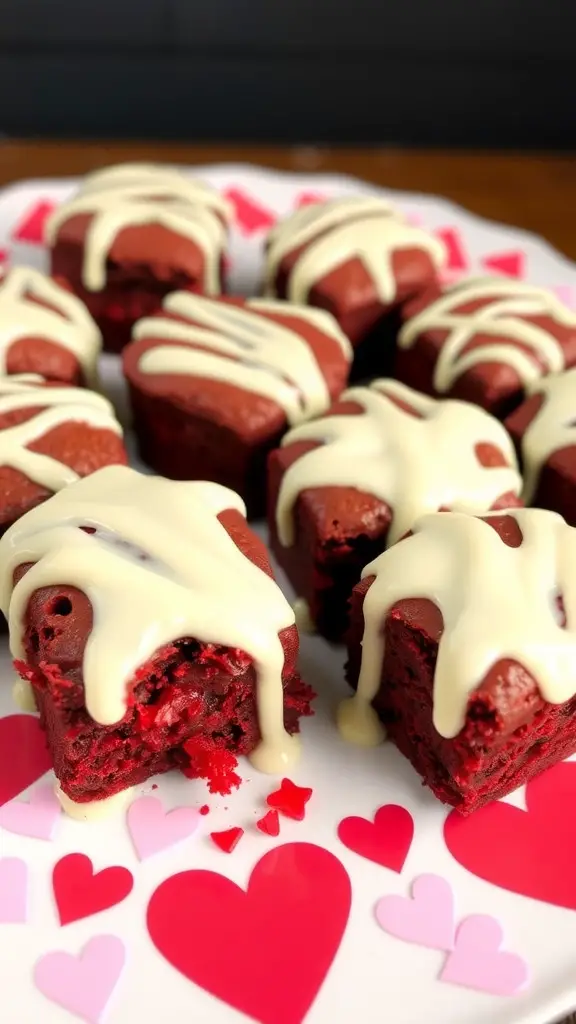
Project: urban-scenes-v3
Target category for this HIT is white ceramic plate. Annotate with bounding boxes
[0,165,575,1024]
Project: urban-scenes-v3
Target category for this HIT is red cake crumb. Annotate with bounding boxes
[256,809,280,836]
[182,737,242,795]
[267,778,313,821]
[210,826,244,853]
[199,804,210,816]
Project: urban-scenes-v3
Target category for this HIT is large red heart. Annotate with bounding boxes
[0,714,52,807]
[147,842,351,1024]
[444,761,576,910]
[53,853,134,925]
[337,804,414,872]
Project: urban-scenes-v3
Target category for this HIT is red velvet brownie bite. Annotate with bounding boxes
[397,277,576,419]
[45,163,232,353]
[505,367,576,523]
[263,196,446,378]
[123,291,351,515]
[0,266,101,386]
[268,379,522,640]
[0,374,127,537]
[342,508,576,814]
[0,466,313,816]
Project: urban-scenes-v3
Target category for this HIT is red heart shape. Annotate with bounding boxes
[53,853,134,925]
[337,804,414,872]
[444,761,576,910]
[147,842,351,1024]
[0,714,52,807]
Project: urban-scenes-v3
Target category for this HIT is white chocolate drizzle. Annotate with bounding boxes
[399,277,576,393]
[518,369,576,503]
[0,267,101,385]
[276,379,521,547]
[338,508,576,746]
[0,465,299,774]
[0,375,123,491]
[264,196,446,305]
[133,292,351,425]
[45,163,232,294]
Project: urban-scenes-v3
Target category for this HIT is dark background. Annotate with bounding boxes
[0,0,573,147]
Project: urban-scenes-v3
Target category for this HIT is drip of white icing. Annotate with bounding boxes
[276,379,521,547]
[518,369,576,503]
[338,508,576,747]
[12,678,37,712]
[292,597,316,634]
[55,782,132,822]
[0,466,299,774]
[0,376,123,491]
[0,267,101,385]
[45,163,231,293]
[133,292,351,425]
[264,196,446,305]
[399,277,576,392]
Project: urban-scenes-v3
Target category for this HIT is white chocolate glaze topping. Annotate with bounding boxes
[0,267,101,385]
[264,196,446,305]
[45,163,232,294]
[133,292,351,425]
[0,466,299,773]
[276,379,521,547]
[399,277,576,393]
[0,375,123,491]
[517,368,576,502]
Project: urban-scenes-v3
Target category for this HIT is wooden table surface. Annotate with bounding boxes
[0,141,575,264]
[0,140,574,1024]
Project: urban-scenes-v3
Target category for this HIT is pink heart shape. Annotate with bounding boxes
[440,915,529,996]
[0,782,61,840]
[0,857,28,923]
[127,795,201,861]
[375,874,455,951]
[34,934,126,1023]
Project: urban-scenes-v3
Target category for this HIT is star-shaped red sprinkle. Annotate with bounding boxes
[266,778,313,821]
[256,809,280,836]
[209,826,244,853]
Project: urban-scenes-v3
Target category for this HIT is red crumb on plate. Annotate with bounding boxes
[199,804,210,816]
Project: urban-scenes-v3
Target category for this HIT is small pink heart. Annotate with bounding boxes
[0,782,61,841]
[127,795,201,861]
[0,857,28,923]
[375,873,455,951]
[34,934,126,1023]
[440,915,529,996]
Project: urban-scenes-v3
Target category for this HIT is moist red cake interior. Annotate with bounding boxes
[12,509,314,803]
[345,514,576,814]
